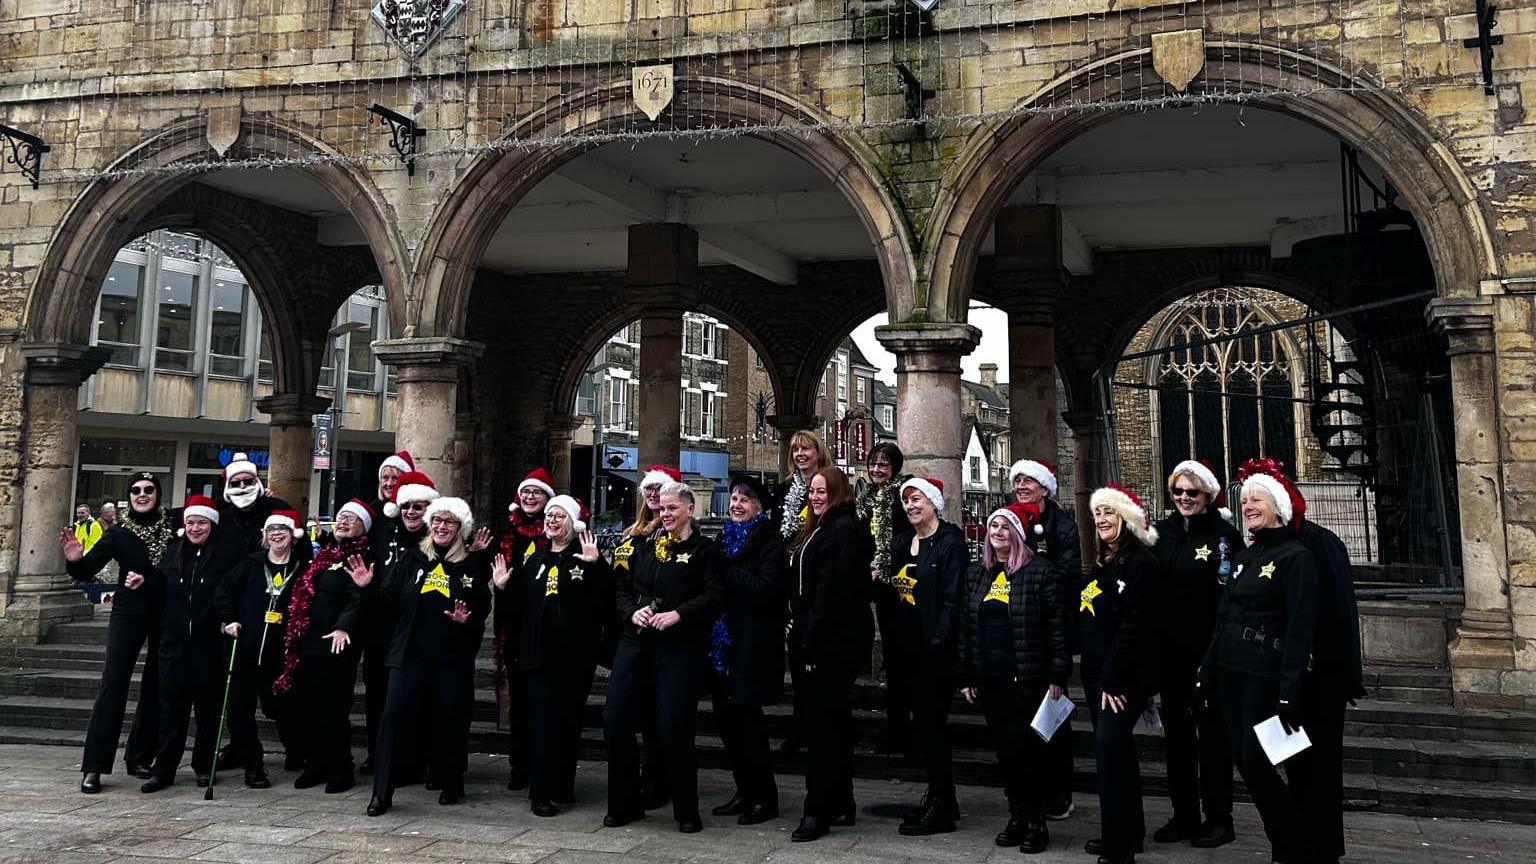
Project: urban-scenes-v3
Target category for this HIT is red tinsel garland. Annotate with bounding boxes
[494,508,547,683]
[272,536,370,694]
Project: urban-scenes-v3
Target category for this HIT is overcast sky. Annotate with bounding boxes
[850,302,1010,385]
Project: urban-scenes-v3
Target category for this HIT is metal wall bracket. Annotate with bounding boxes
[369,104,426,176]
[0,123,49,188]
[1463,0,1504,95]
[894,62,935,139]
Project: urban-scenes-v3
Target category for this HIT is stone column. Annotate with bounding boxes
[992,205,1070,466]
[627,224,698,473]
[546,414,582,492]
[255,393,331,513]
[876,323,982,522]
[768,412,821,476]
[1063,406,1099,572]
[453,409,478,507]
[6,344,110,642]
[1427,297,1516,706]
[374,337,484,495]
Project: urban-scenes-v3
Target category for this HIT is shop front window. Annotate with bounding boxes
[75,438,177,509]
[208,276,247,377]
[96,260,143,366]
[155,269,197,372]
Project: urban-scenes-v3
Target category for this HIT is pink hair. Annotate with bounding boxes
[983,514,1034,574]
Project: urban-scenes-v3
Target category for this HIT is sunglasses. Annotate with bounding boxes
[226,477,258,489]
[129,485,156,496]
[1170,487,1203,498]
[400,502,428,512]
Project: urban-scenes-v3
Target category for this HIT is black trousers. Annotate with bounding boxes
[362,635,390,761]
[1082,660,1146,857]
[225,659,285,770]
[801,659,860,819]
[1045,610,1081,807]
[604,636,706,821]
[373,654,474,799]
[1217,666,1307,862]
[1159,653,1234,826]
[293,650,360,780]
[899,646,956,801]
[978,677,1049,823]
[526,655,597,803]
[712,687,777,808]
[153,637,229,780]
[1285,681,1349,863]
[873,585,918,745]
[82,609,160,774]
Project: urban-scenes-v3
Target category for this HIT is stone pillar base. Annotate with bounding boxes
[0,587,92,649]
[1449,608,1521,708]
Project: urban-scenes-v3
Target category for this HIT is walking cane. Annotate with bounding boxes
[205,634,240,800]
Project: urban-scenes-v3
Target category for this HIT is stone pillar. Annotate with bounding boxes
[256,393,331,514]
[627,224,698,473]
[1427,297,1516,706]
[768,412,821,476]
[876,323,982,522]
[374,338,485,495]
[546,414,581,492]
[452,409,479,507]
[992,205,1070,466]
[6,344,110,643]
[1063,407,1099,572]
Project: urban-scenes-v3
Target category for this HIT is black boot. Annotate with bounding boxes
[366,794,391,817]
[245,766,271,789]
[1152,815,1199,843]
[506,763,528,791]
[738,802,778,825]
[711,793,746,816]
[140,774,173,794]
[1190,817,1235,848]
[1019,822,1049,854]
[791,816,828,842]
[80,772,101,794]
[996,806,1027,847]
[898,797,957,836]
[125,762,154,779]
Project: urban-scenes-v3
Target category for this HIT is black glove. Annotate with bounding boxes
[1277,698,1304,735]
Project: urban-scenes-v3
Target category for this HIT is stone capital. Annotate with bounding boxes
[547,413,583,436]
[875,323,982,374]
[768,413,822,436]
[1426,296,1496,356]
[23,342,111,387]
[255,392,332,426]
[373,337,485,383]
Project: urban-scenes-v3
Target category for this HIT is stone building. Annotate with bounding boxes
[1,1,1533,708]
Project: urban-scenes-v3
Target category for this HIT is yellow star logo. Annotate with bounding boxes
[1259,561,1276,579]
[984,572,1009,604]
[676,552,692,564]
[545,565,560,597]
[421,563,450,597]
[1194,545,1211,562]
[892,564,917,606]
[1080,579,1102,615]
[523,540,537,563]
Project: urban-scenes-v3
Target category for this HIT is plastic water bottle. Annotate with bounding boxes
[1217,535,1232,586]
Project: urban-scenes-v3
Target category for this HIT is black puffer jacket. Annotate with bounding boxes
[1076,538,1162,696]
[1206,526,1318,703]
[1153,508,1242,663]
[1027,498,1083,581]
[717,519,789,707]
[791,504,874,672]
[958,556,1070,688]
[888,519,970,648]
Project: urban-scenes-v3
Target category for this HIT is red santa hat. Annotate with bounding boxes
[545,494,589,534]
[337,498,376,532]
[1236,458,1307,530]
[182,494,220,526]
[512,467,556,511]
[378,450,415,480]
[640,464,684,491]
[899,476,946,513]
[1008,458,1059,497]
[987,500,1041,540]
[1090,483,1159,547]
[1169,458,1232,520]
[262,509,304,538]
[384,469,439,518]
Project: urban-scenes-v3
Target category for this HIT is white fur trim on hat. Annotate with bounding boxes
[424,497,474,536]
[1169,459,1233,521]
[379,451,414,479]
[899,477,945,514]
[1089,486,1159,547]
[545,495,587,534]
[224,452,258,481]
[1241,473,1293,527]
[262,512,303,538]
[639,469,675,491]
[338,500,374,532]
[385,481,439,518]
[1008,459,1058,497]
[988,507,1025,540]
[183,503,220,525]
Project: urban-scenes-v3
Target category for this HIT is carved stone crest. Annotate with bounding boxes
[372,0,465,61]
[1152,29,1206,93]
[632,64,675,122]
[206,106,241,157]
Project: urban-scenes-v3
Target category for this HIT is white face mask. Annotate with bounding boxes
[226,482,263,509]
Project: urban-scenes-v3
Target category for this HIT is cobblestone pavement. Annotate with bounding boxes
[0,745,1527,864]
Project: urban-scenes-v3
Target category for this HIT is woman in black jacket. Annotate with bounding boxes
[366,497,491,816]
[708,476,788,825]
[1204,464,1318,864]
[1077,485,1163,864]
[214,509,305,789]
[786,467,873,843]
[887,476,968,836]
[959,501,1068,854]
[854,443,916,757]
[60,471,176,792]
[273,499,373,793]
[1151,459,1242,848]
[603,482,724,833]
[493,494,611,817]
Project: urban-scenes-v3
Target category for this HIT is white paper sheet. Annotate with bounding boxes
[1253,715,1312,765]
[1031,692,1075,742]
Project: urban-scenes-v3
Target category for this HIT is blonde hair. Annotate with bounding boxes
[785,430,833,479]
[419,531,468,564]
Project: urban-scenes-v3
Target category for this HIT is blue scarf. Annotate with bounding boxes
[721,513,767,559]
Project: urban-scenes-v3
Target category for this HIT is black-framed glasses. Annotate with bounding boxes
[129,485,156,496]
[429,516,458,526]
[1170,487,1202,498]
[226,477,258,489]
